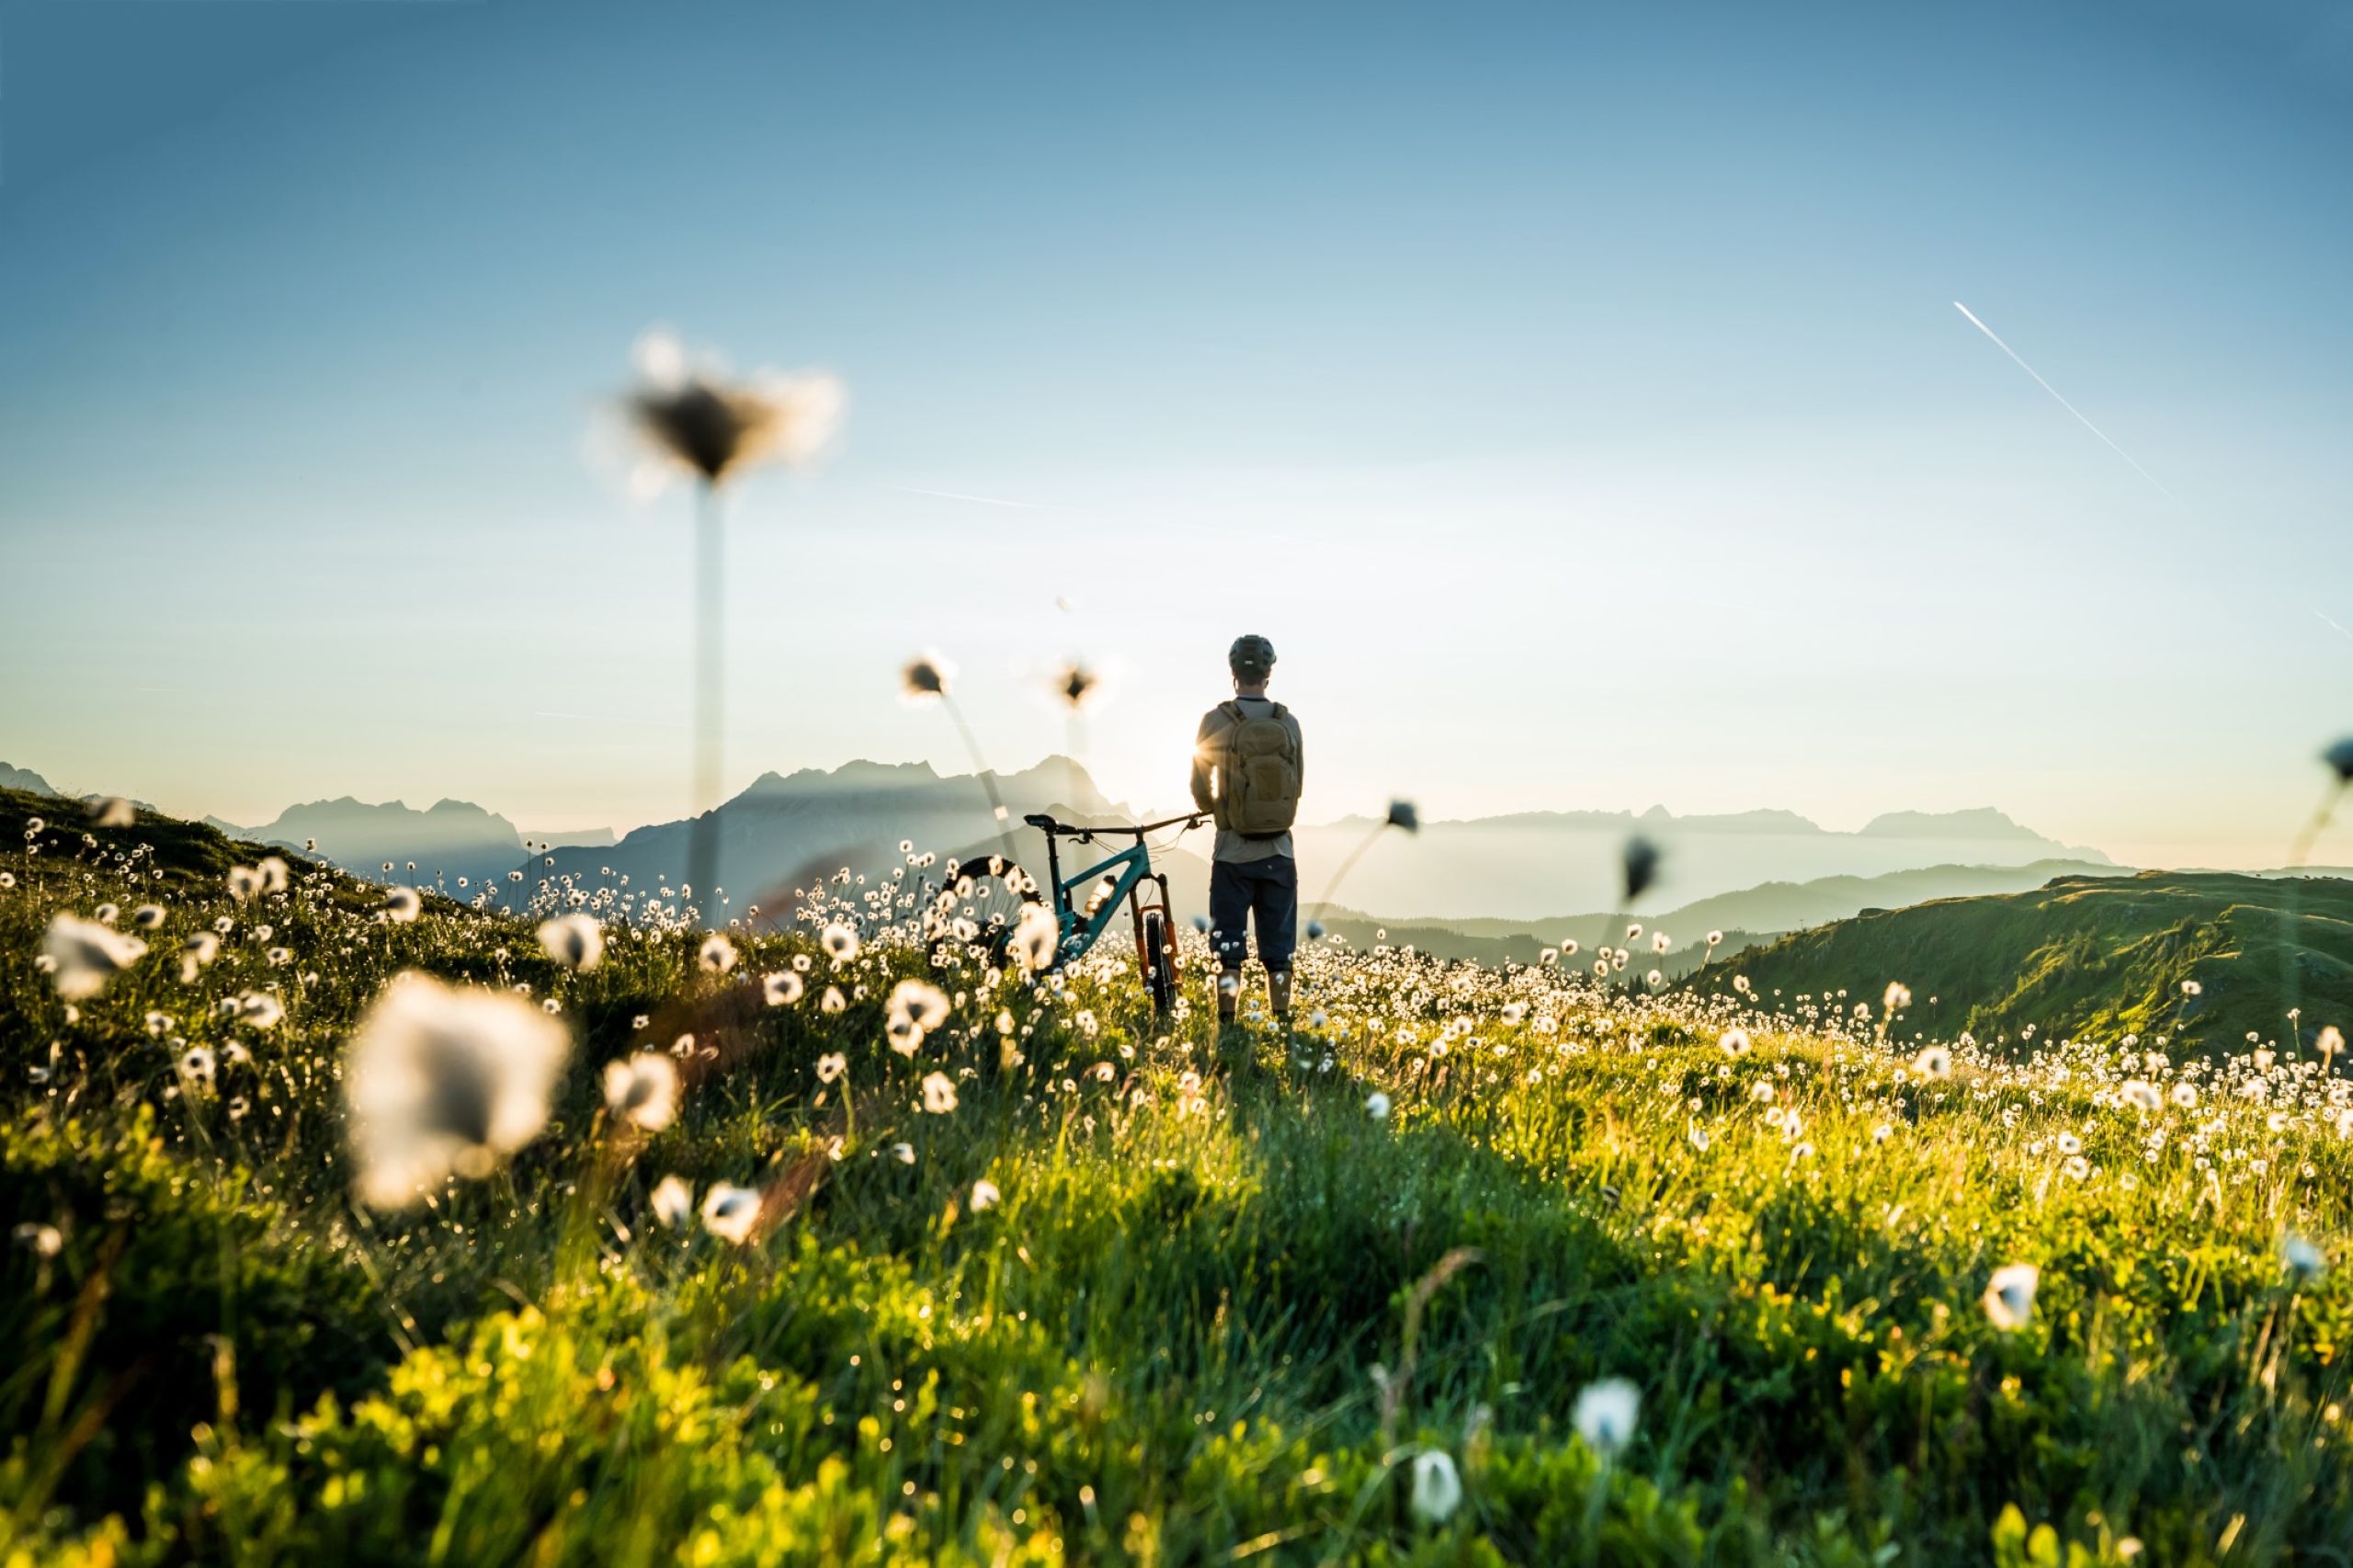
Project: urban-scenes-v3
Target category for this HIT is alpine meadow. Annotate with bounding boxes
[8,3,2353,1564]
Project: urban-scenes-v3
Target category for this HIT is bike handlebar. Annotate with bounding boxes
[1023,812,1208,837]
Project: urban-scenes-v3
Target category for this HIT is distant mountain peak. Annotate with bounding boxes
[0,762,61,797]
[1858,808,2037,841]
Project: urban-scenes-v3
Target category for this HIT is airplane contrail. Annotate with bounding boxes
[1952,301,2179,504]
[2317,609,2353,643]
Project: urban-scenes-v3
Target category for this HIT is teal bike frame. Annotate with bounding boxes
[1022,812,1204,970]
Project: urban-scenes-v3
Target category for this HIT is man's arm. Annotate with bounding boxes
[1189,712,1219,814]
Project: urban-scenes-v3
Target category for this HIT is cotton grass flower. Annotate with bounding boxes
[1385,800,1420,833]
[700,1184,763,1244]
[922,1071,960,1113]
[1408,1449,1461,1524]
[603,1053,681,1132]
[1573,1378,1641,1460]
[764,971,804,1006]
[537,914,604,971]
[650,1175,694,1229]
[1982,1263,2040,1331]
[697,933,738,973]
[1720,1028,1753,1057]
[384,886,423,924]
[1365,1091,1392,1120]
[1911,1045,1952,1080]
[1009,903,1060,972]
[343,972,572,1210]
[1621,835,1661,903]
[815,1051,847,1084]
[92,797,136,829]
[887,980,951,1055]
[970,1178,1001,1212]
[621,328,844,491]
[821,923,860,962]
[2285,1233,2325,1284]
[41,914,148,1000]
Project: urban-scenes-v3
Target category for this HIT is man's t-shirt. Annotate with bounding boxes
[1190,696,1304,865]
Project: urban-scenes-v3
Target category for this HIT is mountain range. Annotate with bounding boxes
[4,754,2123,932]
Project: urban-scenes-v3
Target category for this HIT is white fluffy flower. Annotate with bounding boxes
[1365,1091,1392,1120]
[343,972,572,1210]
[385,887,423,924]
[970,1178,1001,1212]
[650,1175,694,1229]
[538,914,605,971]
[1573,1378,1641,1460]
[763,971,804,1006]
[698,934,737,973]
[700,1183,763,1244]
[1982,1263,2040,1331]
[40,914,148,1000]
[922,1071,960,1114]
[603,1052,681,1131]
[1408,1449,1461,1524]
[1009,903,1060,972]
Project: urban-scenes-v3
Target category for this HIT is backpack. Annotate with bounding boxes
[1213,701,1302,836]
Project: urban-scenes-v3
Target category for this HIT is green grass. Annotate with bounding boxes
[1688,870,2353,1059]
[3,800,2351,1564]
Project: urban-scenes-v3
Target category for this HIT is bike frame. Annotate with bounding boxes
[1025,812,1202,972]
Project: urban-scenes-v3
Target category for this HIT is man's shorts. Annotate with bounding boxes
[1208,854,1298,973]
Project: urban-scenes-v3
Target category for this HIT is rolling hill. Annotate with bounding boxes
[1688,870,2353,1055]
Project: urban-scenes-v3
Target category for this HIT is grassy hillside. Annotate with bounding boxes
[1688,871,2353,1055]
[4,812,2352,1562]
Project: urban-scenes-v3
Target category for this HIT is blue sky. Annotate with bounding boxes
[3,0,2350,868]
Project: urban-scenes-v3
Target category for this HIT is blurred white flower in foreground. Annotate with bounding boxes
[922,1072,960,1113]
[887,979,951,1054]
[1365,1091,1392,1120]
[764,971,804,1006]
[698,934,737,973]
[384,887,423,924]
[604,1052,681,1132]
[700,1183,763,1244]
[1573,1378,1641,1460]
[1010,903,1059,972]
[1982,1263,2040,1330]
[651,1175,695,1229]
[619,328,845,496]
[970,1178,1001,1211]
[41,914,148,1000]
[538,914,604,971]
[1408,1449,1461,1523]
[344,972,572,1210]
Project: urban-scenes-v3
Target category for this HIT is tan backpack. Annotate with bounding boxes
[1213,701,1302,836]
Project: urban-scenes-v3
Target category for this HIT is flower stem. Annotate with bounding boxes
[688,482,724,922]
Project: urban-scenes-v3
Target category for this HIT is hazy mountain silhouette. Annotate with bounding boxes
[528,756,1179,921]
[210,797,550,887]
[1294,805,2107,920]
[0,763,60,797]
[1313,857,2125,971]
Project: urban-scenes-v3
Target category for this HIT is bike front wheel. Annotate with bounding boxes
[1141,909,1176,1018]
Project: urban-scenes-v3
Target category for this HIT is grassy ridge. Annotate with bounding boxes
[1688,871,2353,1057]
[3,805,2351,1563]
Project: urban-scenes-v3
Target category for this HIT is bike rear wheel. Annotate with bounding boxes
[926,852,1046,971]
[1141,909,1176,1018]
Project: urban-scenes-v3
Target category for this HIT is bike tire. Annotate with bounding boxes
[926,852,1045,970]
[1142,910,1176,1018]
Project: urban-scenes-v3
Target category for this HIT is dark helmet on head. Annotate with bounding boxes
[1229,633,1276,680]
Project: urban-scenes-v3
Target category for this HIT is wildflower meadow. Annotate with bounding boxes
[4,786,2349,1565]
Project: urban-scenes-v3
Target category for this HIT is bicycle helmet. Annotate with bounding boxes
[1229,633,1276,680]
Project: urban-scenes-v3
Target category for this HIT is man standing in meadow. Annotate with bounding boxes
[1190,634,1304,1029]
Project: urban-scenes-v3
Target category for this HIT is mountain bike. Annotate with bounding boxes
[933,812,1206,1017]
